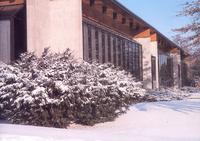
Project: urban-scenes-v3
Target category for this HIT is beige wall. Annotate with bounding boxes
[26,0,182,89]
[26,0,83,60]
[26,0,50,56]
[171,52,182,88]
[137,38,182,89]
[134,38,159,89]
[135,37,182,89]
[151,41,159,89]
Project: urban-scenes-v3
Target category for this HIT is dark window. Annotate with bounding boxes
[125,42,129,70]
[113,12,117,20]
[132,43,136,74]
[108,34,111,62]
[151,56,156,89]
[139,46,143,80]
[88,25,92,62]
[159,53,174,87]
[151,56,156,81]
[83,23,86,60]
[90,0,95,7]
[82,21,143,81]
[181,62,188,86]
[135,23,140,30]
[102,6,107,14]
[178,64,181,85]
[117,38,121,66]
[129,22,133,28]
[102,31,105,63]
[122,40,126,68]
[129,44,133,73]
[122,18,126,24]
[167,58,174,79]
[135,43,138,75]
[113,37,117,66]
[14,7,27,60]
[95,29,99,61]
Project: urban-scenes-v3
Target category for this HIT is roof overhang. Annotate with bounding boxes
[0,0,24,19]
[0,0,24,7]
[0,4,24,18]
[111,0,187,54]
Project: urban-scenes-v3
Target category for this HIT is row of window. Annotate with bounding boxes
[83,21,143,80]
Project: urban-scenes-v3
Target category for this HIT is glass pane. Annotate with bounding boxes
[82,21,143,81]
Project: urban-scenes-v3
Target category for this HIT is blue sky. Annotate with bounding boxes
[118,0,192,40]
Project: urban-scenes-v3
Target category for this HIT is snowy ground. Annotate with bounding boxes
[0,98,200,141]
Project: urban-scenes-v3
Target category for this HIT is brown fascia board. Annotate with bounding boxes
[111,0,187,54]
[0,0,25,7]
[0,4,24,18]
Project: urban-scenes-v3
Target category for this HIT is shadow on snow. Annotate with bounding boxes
[133,100,200,114]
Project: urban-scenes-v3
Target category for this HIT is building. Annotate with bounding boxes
[0,0,188,89]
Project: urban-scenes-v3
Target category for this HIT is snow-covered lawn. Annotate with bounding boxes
[0,99,200,141]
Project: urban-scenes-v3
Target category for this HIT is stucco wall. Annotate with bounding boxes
[26,0,83,60]
[151,41,159,88]
[136,36,181,89]
[26,0,50,56]
[171,52,182,88]
[134,38,159,89]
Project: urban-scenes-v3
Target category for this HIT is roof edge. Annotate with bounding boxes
[111,0,187,54]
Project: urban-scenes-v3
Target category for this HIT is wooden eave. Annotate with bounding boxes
[111,0,187,54]
[0,0,24,7]
[0,4,24,19]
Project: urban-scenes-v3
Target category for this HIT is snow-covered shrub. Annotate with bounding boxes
[180,86,200,94]
[0,49,145,127]
[146,88,192,101]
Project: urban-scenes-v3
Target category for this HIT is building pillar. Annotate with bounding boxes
[171,51,182,88]
[26,0,83,60]
[134,38,159,89]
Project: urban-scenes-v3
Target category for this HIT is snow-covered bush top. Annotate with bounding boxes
[0,49,146,128]
[0,49,197,128]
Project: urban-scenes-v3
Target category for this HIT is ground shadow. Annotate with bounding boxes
[134,100,200,114]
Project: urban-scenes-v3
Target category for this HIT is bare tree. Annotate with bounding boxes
[172,34,189,52]
[173,0,200,54]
